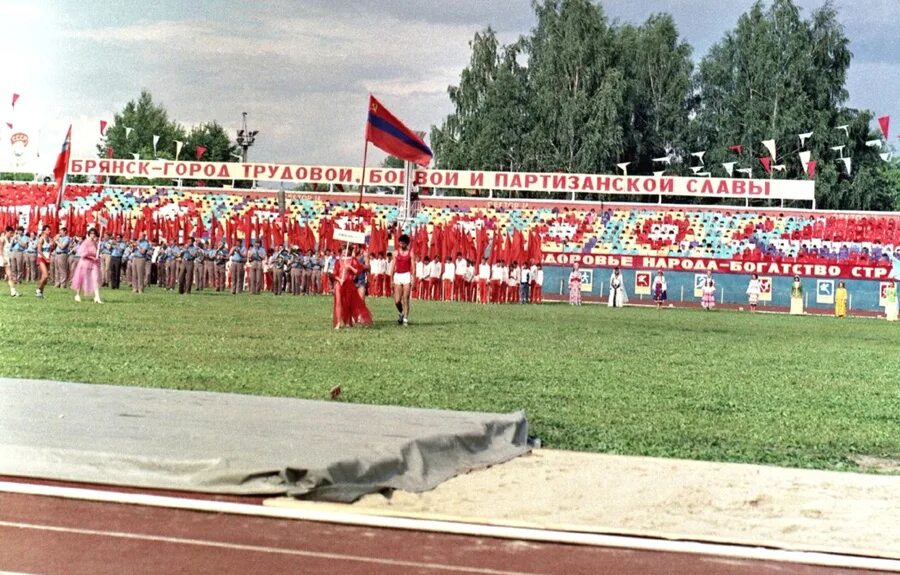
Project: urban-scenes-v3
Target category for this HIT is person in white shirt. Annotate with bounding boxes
[490,260,503,304]
[414,256,427,300]
[441,257,455,301]
[478,257,491,304]
[454,253,467,302]
[519,263,532,304]
[369,253,383,297]
[532,263,544,304]
[429,257,442,300]
[383,252,394,298]
[507,262,520,303]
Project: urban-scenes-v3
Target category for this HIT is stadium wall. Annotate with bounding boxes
[542,266,890,313]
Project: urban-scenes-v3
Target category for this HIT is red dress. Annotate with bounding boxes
[333,256,373,328]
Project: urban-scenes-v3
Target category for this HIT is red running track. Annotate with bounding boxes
[0,488,889,575]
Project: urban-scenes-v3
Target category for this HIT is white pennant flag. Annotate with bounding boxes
[615,162,630,175]
[152,134,160,155]
[761,139,776,160]
[799,151,811,171]
[696,172,711,177]
[690,166,703,174]
[174,140,183,160]
[691,151,706,164]
[722,162,736,177]
[736,168,753,177]
[835,124,849,137]
[651,156,671,165]
[839,157,852,174]
[830,145,845,157]
[798,132,813,147]
[653,171,665,177]
[865,139,882,148]
[124,126,133,139]
[131,153,140,160]
[880,152,893,162]
[772,165,786,172]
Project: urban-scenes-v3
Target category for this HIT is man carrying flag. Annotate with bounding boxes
[53,125,72,209]
[361,95,432,201]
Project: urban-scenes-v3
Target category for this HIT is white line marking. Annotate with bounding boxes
[0,520,540,575]
[2,481,899,572]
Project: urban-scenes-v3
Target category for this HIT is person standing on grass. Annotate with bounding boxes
[519,261,531,304]
[835,281,848,319]
[229,240,247,295]
[477,257,490,304]
[332,244,373,329]
[789,275,803,315]
[532,263,543,304]
[885,280,898,322]
[392,234,415,325]
[701,271,716,311]
[53,226,71,288]
[568,263,582,306]
[71,228,103,304]
[746,273,761,312]
[609,267,627,308]
[1,226,19,297]
[652,270,667,310]
[35,226,52,298]
[178,237,197,295]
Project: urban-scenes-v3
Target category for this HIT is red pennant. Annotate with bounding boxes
[758,157,771,174]
[806,160,817,179]
[729,145,743,154]
[100,120,108,136]
[5,122,12,130]
[11,93,19,108]
[195,145,207,160]
[878,116,890,140]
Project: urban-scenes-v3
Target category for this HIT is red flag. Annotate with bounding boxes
[758,157,771,175]
[5,122,12,130]
[100,120,108,136]
[878,116,890,140]
[195,145,207,160]
[729,145,743,154]
[53,125,72,207]
[806,160,817,179]
[365,95,432,166]
[11,93,19,108]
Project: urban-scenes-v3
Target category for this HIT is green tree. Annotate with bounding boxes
[181,121,239,188]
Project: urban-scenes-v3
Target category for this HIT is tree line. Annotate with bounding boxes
[430,0,899,210]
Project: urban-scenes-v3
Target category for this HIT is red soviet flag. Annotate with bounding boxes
[53,125,72,207]
[365,95,432,166]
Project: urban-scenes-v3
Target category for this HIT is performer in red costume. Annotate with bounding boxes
[392,234,415,325]
[332,245,373,329]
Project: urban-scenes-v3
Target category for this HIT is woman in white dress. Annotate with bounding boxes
[746,273,761,312]
[608,267,627,308]
[789,275,804,315]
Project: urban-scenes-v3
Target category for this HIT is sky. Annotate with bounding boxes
[0,0,897,173]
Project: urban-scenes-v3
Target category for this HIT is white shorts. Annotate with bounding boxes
[393,272,411,286]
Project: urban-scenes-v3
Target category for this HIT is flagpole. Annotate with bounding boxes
[359,140,369,207]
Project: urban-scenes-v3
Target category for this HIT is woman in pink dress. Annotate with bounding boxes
[332,245,373,329]
[568,263,582,306]
[71,228,103,304]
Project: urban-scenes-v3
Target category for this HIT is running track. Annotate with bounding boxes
[0,480,894,575]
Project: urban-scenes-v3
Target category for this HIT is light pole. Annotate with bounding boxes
[235,112,258,163]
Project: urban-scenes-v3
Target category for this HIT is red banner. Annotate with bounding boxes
[542,252,891,280]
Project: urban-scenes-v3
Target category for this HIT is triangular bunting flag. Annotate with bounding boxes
[132,153,140,160]
[691,151,706,164]
[839,157,851,175]
[175,140,183,160]
[806,160,817,179]
[759,157,772,174]
[653,171,665,177]
[878,116,890,140]
[799,151,811,172]
[798,132,813,147]
[865,139,882,148]
[11,93,20,109]
[195,145,207,160]
[736,168,753,177]
[696,172,711,177]
[99,120,107,136]
[651,156,671,165]
[772,165,786,172]
[830,145,845,157]
[152,135,160,156]
[835,124,849,137]
[761,139,776,160]
[722,162,735,177]
[690,166,703,174]
[880,152,893,162]
[125,126,133,138]
[729,144,743,154]
[615,162,630,175]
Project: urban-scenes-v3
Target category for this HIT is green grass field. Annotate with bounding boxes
[2,287,899,473]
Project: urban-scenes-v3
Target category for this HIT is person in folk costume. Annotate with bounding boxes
[652,270,667,310]
[789,275,804,315]
[834,281,848,319]
[355,245,370,301]
[885,280,898,322]
[746,273,761,312]
[332,243,373,329]
[568,263,582,306]
[701,271,716,311]
[609,267,627,308]
[35,225,53,299]
[71,228,103,304]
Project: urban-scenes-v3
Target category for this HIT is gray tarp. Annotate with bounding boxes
[0,379,529,502]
